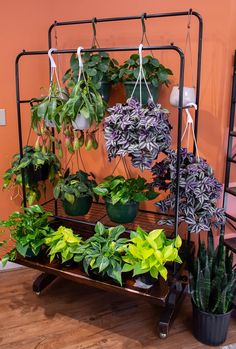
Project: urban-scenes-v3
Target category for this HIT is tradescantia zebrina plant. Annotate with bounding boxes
[104,97,172,171]
[151,148,225,233]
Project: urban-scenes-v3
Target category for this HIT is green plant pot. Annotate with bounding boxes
[62,195,92,216]
[105,199,139,224]
[98,81,112,102]
[123,81,160,105]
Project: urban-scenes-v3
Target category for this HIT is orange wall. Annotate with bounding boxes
[0,0,236,220]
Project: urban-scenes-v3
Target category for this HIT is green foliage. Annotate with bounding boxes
[54,169,98,205]
[189,228,236,314]
[44,226,82,263]
[60,79,107,128]
[63,52,119,89]
[0,205,54,266]
[3,146,61,205]
[31,83,69,133]
[93,175,158,205]
[122,227,182,280]
[113,54,173,87]
[74,222,128,285]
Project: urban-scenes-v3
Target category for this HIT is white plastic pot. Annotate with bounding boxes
[72,114,90,130]
[170,86,196,107]
[45,119,56,128]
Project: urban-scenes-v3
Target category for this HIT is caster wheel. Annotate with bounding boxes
[35,292,41,296]
[159,333,167,339]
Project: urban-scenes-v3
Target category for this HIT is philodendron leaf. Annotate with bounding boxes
[37,101,48,117]
[64,192,75,204]
[175,235,182,249]
[94,222,105,235]
[16,241,28,257]
[1,254,10,268]
[99,256,109,273]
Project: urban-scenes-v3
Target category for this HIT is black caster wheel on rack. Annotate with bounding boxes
[32,273,58,294]
[159,333,167,339]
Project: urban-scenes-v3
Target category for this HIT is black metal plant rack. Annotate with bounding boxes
[14,10,203,338]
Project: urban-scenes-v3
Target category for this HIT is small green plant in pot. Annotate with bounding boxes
[93,175,158,223]
[189,228,236,346]
[54,169,98,216]
[3,145,61,205]
[122,227,182,288]
[63,51,119,102]
[0,205,54,266]
[115,54,173,104]
[74,222,128,285]
[44,226,82,267]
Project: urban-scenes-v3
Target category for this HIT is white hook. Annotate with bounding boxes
[185,102,198,110]
[77,46,84,68]
[48,48,57,68]
[138,43,143,65]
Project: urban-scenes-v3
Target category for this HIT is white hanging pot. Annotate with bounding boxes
[72,113,90,130]
[45,118,56,128]
[170,85,196,107]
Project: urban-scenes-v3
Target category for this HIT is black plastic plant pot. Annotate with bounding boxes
[26,163,49,184]
[98,81,112,102]
[123,81,160,105]
[192,301,232,346]
[138,273,158,286]
[105,199,139,224]
[62,195,92,216]
[25,247,43,259]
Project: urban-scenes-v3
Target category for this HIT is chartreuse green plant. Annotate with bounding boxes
[74,222,128,285]
[44,226,82,263]
[122,227,182,280]
[93,175,158,205]
[189,229,236,314]
[0,205,54,267]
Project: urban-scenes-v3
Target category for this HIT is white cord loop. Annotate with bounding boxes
[47,48,62,97]
[181,103,199,158]
[130,44,153,105]
[77,46,85,81]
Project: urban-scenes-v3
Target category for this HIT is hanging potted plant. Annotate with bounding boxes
[189,229,236,346]
[122,226,182,289]
[151,148,225,233]
[0,205,54,266]
[113,54,173,105]
[53,169,98,216]
[63,51,119,102]
[104,98,172,171]
[3,145,61,205]
[93,175,158,223]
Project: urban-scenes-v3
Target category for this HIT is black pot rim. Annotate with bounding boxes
[105,198,139,206]
[123,80,155,86]
[192,299,233,317]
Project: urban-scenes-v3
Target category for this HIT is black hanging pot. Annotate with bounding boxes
[26,163,49,184]
[62,195,92,216]
[105,199,139,224]
[192,300,232,346]
[123,81,160,105]
[98,81,112,102]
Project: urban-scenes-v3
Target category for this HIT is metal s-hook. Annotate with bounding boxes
[187,8,193,29]
[91,17,99,48]
[141,12,147,44]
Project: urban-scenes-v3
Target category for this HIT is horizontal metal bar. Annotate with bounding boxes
[18,99,33,104]
[226,213,236,223]
[225,187,236,196]
[230,131,236,137]
[227,157,236,164]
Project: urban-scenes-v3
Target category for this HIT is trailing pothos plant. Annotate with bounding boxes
[189,228,236,314]
[0,205,54,267]
[151,148,225,233]
[63,51,119,90]
[93,175,158,205]
[3,145,61,205]
[104,98,172,170]
[74,222,128,285]
[122,226,182,280]
[54,169,98,205]
[44,226,82,263]
[113,54,173,87]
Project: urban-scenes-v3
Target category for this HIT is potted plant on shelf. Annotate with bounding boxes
[189,229,236,346]
[63,51,119,102]
[74,222,128,285]
[44,226,82,267]
[151,148,225,233]
[0,205,54,267]
[3,145,61,205]
[122,226,182,288]
[112,54,173,104]
[104,98,172,171]
[53,169,98,216]
[93,175,158,223]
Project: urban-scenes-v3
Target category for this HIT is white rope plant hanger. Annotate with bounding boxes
[181,103,199,158]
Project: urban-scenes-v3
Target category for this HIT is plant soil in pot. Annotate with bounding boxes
[62,195,92,216]
[105,199,139,224]
[124,81,160,105]
[192,301,232,346]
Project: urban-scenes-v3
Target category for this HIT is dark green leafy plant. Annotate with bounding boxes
[0,205,54,267]
[122,226,182,280]
[54,169,98,205]
[63,52,119,90]
[74,222,128,285]
[44,226,82,263]
[3,146,61,205]
[113,54,173,87]
[189,229,236,314]
[93,175,158,205]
